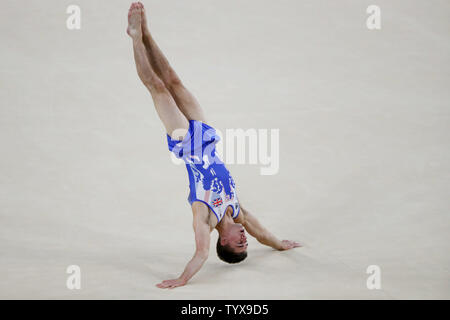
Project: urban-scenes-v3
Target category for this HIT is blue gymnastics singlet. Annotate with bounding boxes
[167,120,240,222]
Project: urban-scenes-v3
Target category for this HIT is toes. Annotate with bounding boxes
[128,2,142,16]
[132,2,140,10]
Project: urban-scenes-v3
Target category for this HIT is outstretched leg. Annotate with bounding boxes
[127,3,188,139]
[139,3,207,123]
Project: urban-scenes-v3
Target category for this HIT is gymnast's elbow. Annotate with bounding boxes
[195,248,210,260]
[256,234,279,249]
[256,234,270,246]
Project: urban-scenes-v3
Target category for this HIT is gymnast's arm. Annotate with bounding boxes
[241,206,301,251]
[156,208,211,289]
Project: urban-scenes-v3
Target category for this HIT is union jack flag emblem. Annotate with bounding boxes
[212,197,223,208]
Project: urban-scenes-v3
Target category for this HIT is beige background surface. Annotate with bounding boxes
[0,0,449,299]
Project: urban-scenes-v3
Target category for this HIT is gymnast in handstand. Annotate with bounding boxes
[127,2,301,289]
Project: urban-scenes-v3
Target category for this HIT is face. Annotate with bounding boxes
[223,223,248,253]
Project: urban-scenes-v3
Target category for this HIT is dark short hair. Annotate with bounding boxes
[216,237,248,264]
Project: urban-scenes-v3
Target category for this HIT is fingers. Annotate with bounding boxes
[282,240,302,249]
[156,279,185,289]
[156,282,172,289]
[157,280,174,288]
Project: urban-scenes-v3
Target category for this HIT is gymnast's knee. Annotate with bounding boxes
[165,70,183,89]
[142,75,166,92]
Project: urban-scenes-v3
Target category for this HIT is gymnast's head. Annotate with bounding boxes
[216,223,248,264]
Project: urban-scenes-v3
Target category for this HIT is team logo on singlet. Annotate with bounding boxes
[225,191,235,201]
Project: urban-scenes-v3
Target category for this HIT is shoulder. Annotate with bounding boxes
[192,202,218,230]
[233,205,247,224]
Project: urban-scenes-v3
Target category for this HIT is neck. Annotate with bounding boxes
[215,212,234,234]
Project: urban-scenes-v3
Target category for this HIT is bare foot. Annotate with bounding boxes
[139,2,150,35]
[127,2,143,39]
